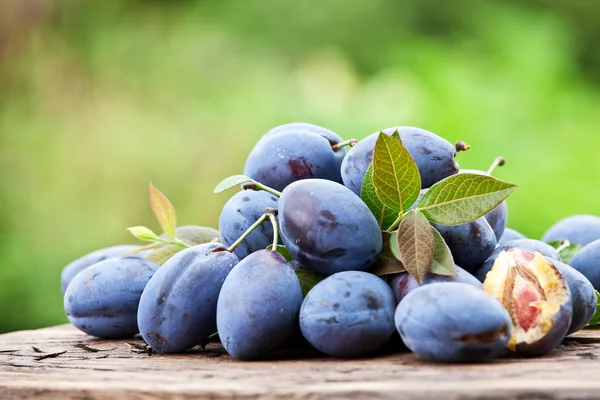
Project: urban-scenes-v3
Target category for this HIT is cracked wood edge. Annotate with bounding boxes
[0,324,599,399]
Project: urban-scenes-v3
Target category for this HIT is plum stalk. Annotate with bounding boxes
[226,208,279,253]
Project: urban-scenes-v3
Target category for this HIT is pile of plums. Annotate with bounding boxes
[61,123,599,363]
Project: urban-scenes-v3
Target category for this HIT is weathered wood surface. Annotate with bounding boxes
[0,325,600,399]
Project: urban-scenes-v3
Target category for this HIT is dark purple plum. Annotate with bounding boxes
[243,123,346,191]
[389,265,482,305]
[137,243,238,353]
[498,228,527,245]
[569,239,600,290]
[341,126,460,195]
[542,215,600,246]
[484,201,508,242]
[475,239,561,282]
[219,189,279,260]
[484,249,572,357]
[299,271,396,358]
[216,250,303,360]
[61,244,144,294]
[278,179,382,275]
[64,257,159,338]
[432,218,497,273]
[549,259,597,335]
[395,282,512,363]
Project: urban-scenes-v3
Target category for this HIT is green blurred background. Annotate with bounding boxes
[1,0,599,334]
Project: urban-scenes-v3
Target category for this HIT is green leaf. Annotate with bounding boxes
[588,291,600,326]
[429,226,458,276]
[391,129,401,141]
[294,268,326,297]
[372,132,421,214]
[266,244,294,261]
[127,226,161,242]
[370,232,406,276]
[417,173,517,225]
[360,164,399,230]
[546,240,583,264]
[395,210,435,284]
[149,183,177,238]
[161,225,220,246]
[146,244,183,266]
[213,175,255,193]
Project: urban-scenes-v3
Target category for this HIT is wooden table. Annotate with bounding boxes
[0,324,599,399]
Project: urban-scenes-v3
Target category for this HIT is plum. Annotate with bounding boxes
[484,201,508,242]
[219,189,279,260]
[542,215,600,246]
[498,228,527,245]
[61,244,144,294]
[569,239,600,290]
[299,271,396,358]
[216,250,303,360]
[389,265,482,305]
[432,218,497,273]
[137,243,238,353]
[550,259,597,335]
[278,179,382,275]
[475,239,561,282]
[484,249,572,357]
[243,123,346,191]
[64,257,159,338]
[395,282,512,363]
[341,126,461,195]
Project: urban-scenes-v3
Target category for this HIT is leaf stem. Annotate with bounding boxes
[387,213,404,231]
[227,213,268,253]
[556,239,571,254]
[331,138,358,150]
[266,209,279,251]
[157,237,191,249]
[241,182,282,197]
[486,156,506,176]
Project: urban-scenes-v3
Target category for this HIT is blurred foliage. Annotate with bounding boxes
[1,0,600,333]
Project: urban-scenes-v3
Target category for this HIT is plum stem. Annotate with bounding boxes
[241,182,282,197]
[227,213,268,253]
[556,239,571,254]
[487,156,506,176]
[331,138,358,150]
[266,208,279,250]
[455,140,471,152]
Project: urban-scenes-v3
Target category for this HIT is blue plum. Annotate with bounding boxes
[409,188,497,273]
[484,201,508,242]
[61,244,144,294]
[432,217,497,273]
[498,228,527,245]
[484,249,572,357]
[341,126,461,195]
[389,265,483,305]
[243,123,346,191]
[64,257,159,338]
[219,189,279,260]
[137,243,238,353]
[550,259,597,335]
[569,239,600,290]
[299,271,396,358]
[278,179,382,275]
[216,250,303,360]
[475,239,561,282]
[258,122,347,166]
[395,282,512,363]
[542,215,600,246]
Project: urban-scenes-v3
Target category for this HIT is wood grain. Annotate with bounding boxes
[0,324,599,399]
